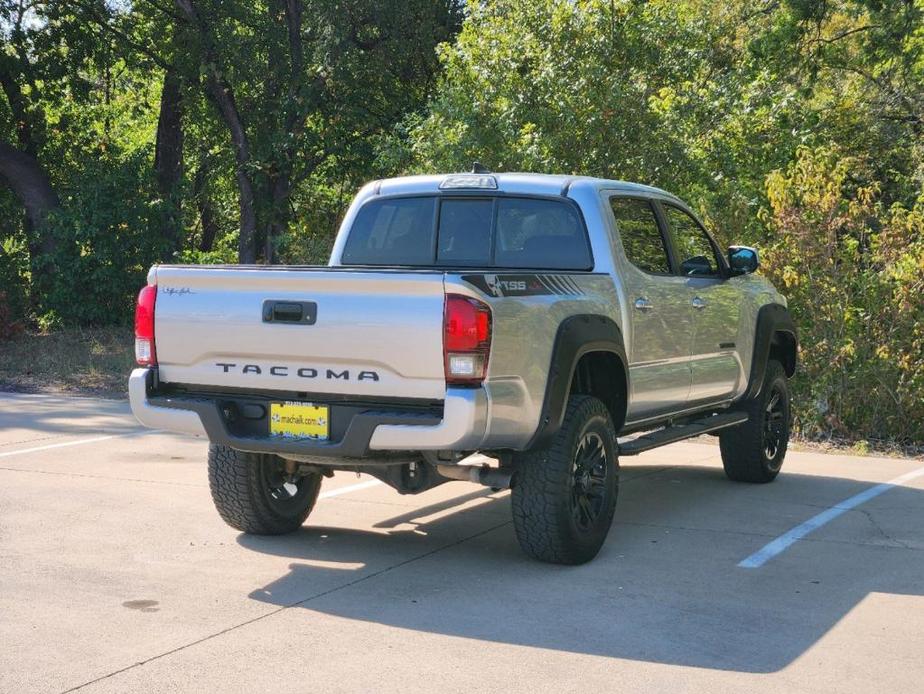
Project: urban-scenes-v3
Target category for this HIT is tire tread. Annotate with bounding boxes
[207,444,320,534]
[511,395,618,564]
[720,359,789,483]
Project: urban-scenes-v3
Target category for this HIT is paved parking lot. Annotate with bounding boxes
[2,391,923,693]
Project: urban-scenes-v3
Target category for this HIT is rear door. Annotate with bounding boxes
[660,203,742,404]
[608,196,693,420]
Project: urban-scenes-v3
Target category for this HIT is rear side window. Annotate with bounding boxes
[495,198,591,269]
[341,195,592,270]
[609,197,671,274]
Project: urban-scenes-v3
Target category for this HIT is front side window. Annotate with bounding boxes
[609,197,671,274]
[341,195,592,269]
[664,205,721,277]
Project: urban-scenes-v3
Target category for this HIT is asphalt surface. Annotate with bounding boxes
[1,392,923,693]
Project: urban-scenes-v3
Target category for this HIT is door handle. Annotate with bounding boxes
[692,297,707,310]
[262,300,318,324]
[634,297,653,312]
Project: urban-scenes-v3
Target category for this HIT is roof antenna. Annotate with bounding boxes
[471,162,491,174]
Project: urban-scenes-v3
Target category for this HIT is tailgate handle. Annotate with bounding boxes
[262,300,317,325]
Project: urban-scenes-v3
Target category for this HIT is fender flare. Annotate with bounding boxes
[744,303,798,400]
[526,314,628,450]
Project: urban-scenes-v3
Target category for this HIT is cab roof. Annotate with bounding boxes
[370,172,679,202]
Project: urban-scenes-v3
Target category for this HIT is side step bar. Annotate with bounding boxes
[618,411,748,456]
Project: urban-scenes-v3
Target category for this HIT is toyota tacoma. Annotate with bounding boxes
[129,171,797,564]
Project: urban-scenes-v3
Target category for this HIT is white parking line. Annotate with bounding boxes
[739,464,924,568]
[0,430,154,459]
[0,432,385,499]
[319,478,382,499]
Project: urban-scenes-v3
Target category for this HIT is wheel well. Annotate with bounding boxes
[570,351,627,431]
[769,331,797,377]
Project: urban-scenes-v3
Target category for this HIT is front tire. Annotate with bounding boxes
[207,444,322,534]
[720,359,791,483]
[511,395,619,565]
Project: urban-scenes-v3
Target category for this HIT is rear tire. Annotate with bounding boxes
[511,395,619,565]
[207,444,322,534]
[720,359,791,483]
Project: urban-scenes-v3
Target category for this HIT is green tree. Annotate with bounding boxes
[0,0,461,326]
[762,146,924,441]
[408,0,923,441]
[162,0,462,262]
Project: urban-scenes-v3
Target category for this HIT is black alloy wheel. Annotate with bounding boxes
[571,431,610,531]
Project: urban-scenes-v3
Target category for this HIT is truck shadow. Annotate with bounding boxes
[237,463,924,673]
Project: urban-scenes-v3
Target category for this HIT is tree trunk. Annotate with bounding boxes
[219,95,258,264]
[197,195,220,253]
[0,140,60,307]
[154,68,185,255]
[265,173,291,263]
[199,65,259,262]
[0,67,39,157]
[192,149,220,252]
[1,58,58,305]
[0,140,60,246]
[174,0,258,264]
[261,0,305,264]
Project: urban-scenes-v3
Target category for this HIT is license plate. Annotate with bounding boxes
[269,402,329,440]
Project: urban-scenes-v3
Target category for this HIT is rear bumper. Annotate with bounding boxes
[128,368,488,457]
[129,368,207,437]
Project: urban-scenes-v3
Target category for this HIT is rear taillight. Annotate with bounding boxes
[444,294,491,385]
[134,284,157,366]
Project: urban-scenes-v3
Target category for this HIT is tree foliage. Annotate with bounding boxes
[1,0,922,441]
[762,146,924,440]
[407,0,923,441]
[1,0,461,320]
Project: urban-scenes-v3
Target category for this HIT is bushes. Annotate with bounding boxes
[0,292,24,340]
[761,147,924,442]
[0,236,30,334]
[34,151,171,328]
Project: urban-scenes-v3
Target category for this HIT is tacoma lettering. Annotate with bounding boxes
[215,363,378,382]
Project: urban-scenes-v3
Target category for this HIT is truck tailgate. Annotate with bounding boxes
[152,266,447,400]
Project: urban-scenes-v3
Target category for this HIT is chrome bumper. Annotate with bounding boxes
[129,368,206,437]
[368,388,487,450]
[128,368,488,453]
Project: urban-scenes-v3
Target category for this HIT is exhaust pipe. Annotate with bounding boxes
[436,464,512,490]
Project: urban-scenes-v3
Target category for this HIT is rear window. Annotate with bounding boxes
[437,199,494,265]
[341,195,592,270]
[340,196,436,266]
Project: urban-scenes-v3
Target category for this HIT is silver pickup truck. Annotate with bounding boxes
[130,171,797,564]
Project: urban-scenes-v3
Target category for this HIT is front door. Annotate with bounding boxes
[661,203,742,404]
[608,196,693,421]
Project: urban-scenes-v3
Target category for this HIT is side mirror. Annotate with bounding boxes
[728,245,759,275]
